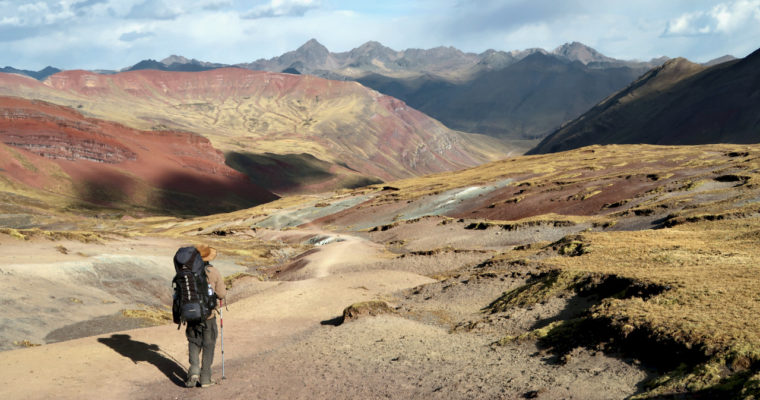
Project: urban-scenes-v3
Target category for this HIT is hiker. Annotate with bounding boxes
[173,244,227,388]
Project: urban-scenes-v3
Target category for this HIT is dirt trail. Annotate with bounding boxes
[0,229,433,400]
[258,228,390,279]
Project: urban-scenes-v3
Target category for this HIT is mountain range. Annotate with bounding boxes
[235,39,668,80]
[529,47,760,154]
[164,40,674,140]
[3,40,739,142]
[4,40,698,141]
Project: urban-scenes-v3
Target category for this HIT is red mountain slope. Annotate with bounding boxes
[0,96,277,215]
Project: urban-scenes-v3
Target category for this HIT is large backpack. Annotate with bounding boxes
[172,246,217,326]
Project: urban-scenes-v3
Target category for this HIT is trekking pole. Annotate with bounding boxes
[220,298,226,380]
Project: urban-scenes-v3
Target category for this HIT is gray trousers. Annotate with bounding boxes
[185,317,218,383]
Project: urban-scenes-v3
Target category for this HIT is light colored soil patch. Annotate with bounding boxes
[253,194,372,229]
[0,235,246,351]
[391,179,515,221]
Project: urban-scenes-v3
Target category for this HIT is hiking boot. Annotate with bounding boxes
[185,374,199,388]
[200,379,216,388]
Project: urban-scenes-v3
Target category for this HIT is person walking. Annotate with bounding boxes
[184,244,226,388]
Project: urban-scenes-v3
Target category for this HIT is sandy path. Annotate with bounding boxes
[0,229,433,399]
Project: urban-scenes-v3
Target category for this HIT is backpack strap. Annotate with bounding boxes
[172,275,181,330]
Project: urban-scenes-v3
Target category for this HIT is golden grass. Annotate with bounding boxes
[566,223,760,356]
[496,320,567,346]
[347,144,751,395]
[483,216,760,396]
[121,305,173,326]
[1,228,26,240]
[12,339,41,348]
[0,228,106,243]
[487,270,583,311]
[342,300,395,323]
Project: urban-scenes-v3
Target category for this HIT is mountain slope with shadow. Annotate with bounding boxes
[529,47,760,154]
[0,96,277,215]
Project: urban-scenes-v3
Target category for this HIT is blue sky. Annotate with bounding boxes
[1,0,758,70]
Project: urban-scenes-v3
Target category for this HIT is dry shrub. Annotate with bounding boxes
[342,300,395,323]
[13,340,41,348]
[122,306,172,326]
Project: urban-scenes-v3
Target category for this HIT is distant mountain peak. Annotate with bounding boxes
[552,42,613,65]
[161,55,190,65]
[358,40,386,49]
[297,38,328,52]
[124,59,167,72]
[508,48,547,58]
[285,39,332,69]
[518,51,563,65]
[352,41,396,54]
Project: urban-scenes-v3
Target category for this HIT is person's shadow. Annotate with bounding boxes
[98,334,186,387]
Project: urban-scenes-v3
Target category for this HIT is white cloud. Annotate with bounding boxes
[713,0,760,32]
[201,0,233,11]
[126,0,182,20]
[119,30,155,42]
[243,0,322,19]
[663,0,760,36]
[72,0,108,13]
[9,1,74,26]
[0,15,19,25]
[0,0,758,70]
